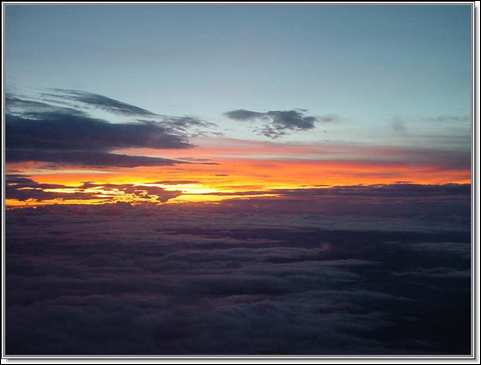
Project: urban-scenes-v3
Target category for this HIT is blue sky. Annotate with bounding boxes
[6,4,472,146]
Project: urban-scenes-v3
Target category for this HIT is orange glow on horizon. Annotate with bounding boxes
[6,155,470,208]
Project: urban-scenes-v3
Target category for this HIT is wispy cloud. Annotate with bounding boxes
[6,149,185,168]
[44,89,158,117]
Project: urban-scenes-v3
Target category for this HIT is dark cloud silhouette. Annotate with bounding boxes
[5,175,97,201]
[5,90,222,167]
[13,90,218,135]
[272,183,471,198]
[5,96,194,167]
[6,175,64,189]
[224,109,266,121]
[138,116,218,139]
[78,182,181,202]
[45,89,158,116]
[7,149,184,168]
[196,183,471,199]
[6,114,191,151]
[225,109,338,138]
[160,116,216,131]
[6,94,87,118]
[6,176,182,203]
[40,89,218,136]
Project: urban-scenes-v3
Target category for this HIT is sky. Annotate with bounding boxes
[4,4,473,356]
[5,4,472,207]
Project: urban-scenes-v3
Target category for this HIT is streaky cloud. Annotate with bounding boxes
[6,150,185,168]
[45,89,158,117]
[6,114,191,151]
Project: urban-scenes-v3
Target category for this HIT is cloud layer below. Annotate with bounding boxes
[5,187,471,355]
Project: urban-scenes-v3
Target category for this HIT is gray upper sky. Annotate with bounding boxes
[5,4,472,147]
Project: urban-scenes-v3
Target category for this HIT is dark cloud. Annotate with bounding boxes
[40,89,219,136]
[161,116,216,131]
[6,149,184,168]
[225,109,338,138]
[6,175,64,189]
[224,109,266,121]
[6,97,193,167]
[5,90,222,167]
[6,94,87,118]
[6,175,98,202]
[79,182,182,203]
[45,89,158,116]
[6,176,182,204]
[138,116,218,139]
[207,183,470,199]
[6,114,191,151]
[272,183,471,198]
